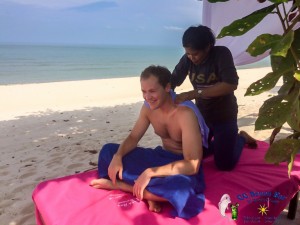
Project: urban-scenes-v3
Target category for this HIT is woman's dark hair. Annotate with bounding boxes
[140,65,171,88]
[182,25,216,50]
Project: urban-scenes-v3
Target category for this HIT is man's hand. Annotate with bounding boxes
[108,154,123,184]
[133,169,151,200]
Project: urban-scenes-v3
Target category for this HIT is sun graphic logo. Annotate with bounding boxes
[258,204,269,216]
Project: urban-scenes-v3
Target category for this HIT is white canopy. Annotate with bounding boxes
[202,0,293,66]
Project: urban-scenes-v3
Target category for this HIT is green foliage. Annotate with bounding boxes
[245,71,282,96]
[255,95,295,130]
[265,139,300,177]
[270,51,295,74]
[287,90,300,132]
[217,5,276,38]
[247,34,281,57]
[214,0,300,174]
[269,0,290,3]
[294,70,300,81]
[277,71,296,95]
[265,139,300,164]
[291,28,300,57]
[270,30,294,57]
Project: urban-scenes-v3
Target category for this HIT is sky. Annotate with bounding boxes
[0,0,203,46]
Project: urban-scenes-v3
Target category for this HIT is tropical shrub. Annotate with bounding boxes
[208,0,300,176]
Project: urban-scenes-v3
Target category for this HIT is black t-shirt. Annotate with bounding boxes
[171,46,239,125]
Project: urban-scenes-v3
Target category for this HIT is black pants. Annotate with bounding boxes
[203,120,246,171]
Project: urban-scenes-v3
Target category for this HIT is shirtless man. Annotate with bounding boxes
[90,65,208,219]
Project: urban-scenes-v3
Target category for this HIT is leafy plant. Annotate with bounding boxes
[208,0,300,176]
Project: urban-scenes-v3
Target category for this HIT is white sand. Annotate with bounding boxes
[0,67,298,224]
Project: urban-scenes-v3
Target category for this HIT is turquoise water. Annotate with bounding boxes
[0,44,270,85]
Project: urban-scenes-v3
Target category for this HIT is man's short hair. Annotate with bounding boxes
[140,65,171,88]
[182,25,216,50]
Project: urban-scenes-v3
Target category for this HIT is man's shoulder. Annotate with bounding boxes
[176,104,197,120]
[140,104,152,117]
[141,103,151,112]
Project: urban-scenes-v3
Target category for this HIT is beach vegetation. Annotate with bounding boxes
[208,0,300,176]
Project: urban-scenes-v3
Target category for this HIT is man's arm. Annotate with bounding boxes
[115,105,150,156]
[108,105,150,184]
[133,107,203,199]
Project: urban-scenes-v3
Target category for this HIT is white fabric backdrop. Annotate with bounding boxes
[202,0,293,66]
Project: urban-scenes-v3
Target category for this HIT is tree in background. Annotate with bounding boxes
[208,0,300,176]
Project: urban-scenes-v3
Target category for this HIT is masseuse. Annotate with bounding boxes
[171,25,257,171]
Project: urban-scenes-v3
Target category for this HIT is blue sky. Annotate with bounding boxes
[0,0,203,46]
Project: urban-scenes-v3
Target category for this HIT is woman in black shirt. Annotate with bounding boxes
[171,25,257,171]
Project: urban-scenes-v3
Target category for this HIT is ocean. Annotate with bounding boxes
[0,44,270,85]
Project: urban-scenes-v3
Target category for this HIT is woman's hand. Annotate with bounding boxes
[175,92,191,104]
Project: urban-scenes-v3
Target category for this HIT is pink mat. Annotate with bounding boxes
[32,141,300,224]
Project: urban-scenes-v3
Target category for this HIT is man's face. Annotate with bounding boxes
[140,75,168,110]
[184,47,209,65]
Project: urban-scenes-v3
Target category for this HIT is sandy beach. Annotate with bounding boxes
[0,67,298,225]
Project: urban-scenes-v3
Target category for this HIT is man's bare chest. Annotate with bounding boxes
[150,115,181,141]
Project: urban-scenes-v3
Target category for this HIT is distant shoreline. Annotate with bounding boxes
[0,44,270,85]
[0,66,272,87]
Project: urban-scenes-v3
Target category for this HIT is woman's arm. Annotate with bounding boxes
[171,55,189,89]
[176,82,237,103]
